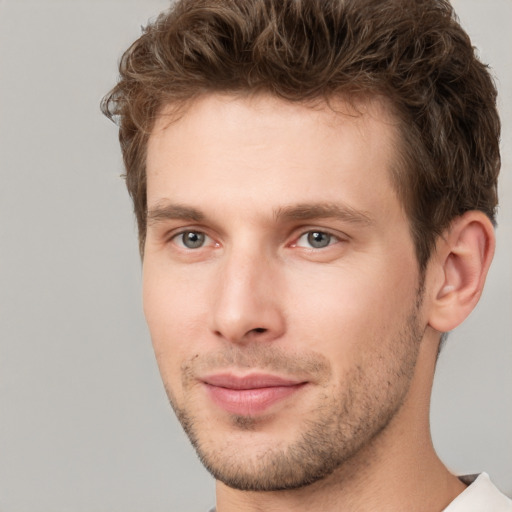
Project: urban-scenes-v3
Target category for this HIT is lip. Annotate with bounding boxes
[201,373,307,416]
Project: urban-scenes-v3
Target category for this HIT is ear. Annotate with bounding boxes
[427,211,495,333]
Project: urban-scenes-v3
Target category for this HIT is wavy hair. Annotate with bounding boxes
[102,0,500,268]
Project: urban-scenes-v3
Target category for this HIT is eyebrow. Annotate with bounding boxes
[274,203,374,226]
[147,203,204,225]
[146,201,373,227]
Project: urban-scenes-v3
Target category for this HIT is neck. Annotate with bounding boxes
[215,330,466,512]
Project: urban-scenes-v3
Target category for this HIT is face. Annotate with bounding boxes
[143,94,426,491]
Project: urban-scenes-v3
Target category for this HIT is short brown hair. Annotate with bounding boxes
[102,0,500,269]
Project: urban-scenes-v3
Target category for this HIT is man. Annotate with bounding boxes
[102,0,511,510]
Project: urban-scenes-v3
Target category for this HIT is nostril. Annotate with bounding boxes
[252,327,267,334]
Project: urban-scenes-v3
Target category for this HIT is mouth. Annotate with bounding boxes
[201,373,308,416]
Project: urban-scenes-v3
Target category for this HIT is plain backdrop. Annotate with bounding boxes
[0,1,510,511]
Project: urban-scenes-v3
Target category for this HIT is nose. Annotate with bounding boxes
[209,247,286,344]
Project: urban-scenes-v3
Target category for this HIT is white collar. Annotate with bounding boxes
[443,473,512,511]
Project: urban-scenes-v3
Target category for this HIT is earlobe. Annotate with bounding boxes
[428,211,495,333]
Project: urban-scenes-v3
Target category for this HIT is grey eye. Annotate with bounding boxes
[180,231,206,249]
[306,231,332,248]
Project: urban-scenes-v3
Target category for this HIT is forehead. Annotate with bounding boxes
[149,93,398,151]
[146,93,401,218]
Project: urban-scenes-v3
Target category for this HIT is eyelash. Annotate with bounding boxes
[292,230,341,249]
[171,230,215,250]
[170,228,343,251]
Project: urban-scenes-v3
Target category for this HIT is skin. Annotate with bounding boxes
[143,93,494,512]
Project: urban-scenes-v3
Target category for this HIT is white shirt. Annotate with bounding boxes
[443,473,512,511]
[208,473,512,512]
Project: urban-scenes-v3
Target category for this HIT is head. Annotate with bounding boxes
[102,0,500,495]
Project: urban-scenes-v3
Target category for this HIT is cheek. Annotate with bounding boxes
[284,256,418,364]
[142,261,211,385]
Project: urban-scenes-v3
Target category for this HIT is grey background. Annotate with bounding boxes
[0,0,510,511]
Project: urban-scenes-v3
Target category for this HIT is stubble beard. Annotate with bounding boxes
[164,292,425,492]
